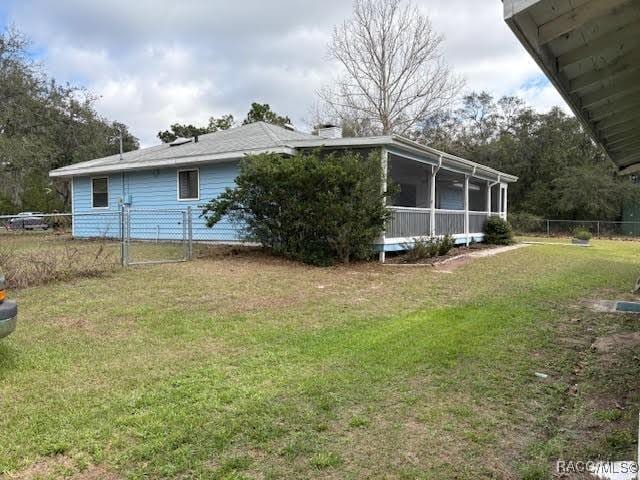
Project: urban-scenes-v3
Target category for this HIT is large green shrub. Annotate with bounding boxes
[485,215,514,245]
[202,150,390,265]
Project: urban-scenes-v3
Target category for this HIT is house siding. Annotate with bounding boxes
[72,161,243,241]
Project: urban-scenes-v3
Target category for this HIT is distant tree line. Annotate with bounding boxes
[415,92,638,220]
[0,26,138,214]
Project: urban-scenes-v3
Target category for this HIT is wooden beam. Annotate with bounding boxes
[581,75,640,109]
[609,139,640,154]
[617,153,640,170]
[607,135,640,152]
[558,24,640,69]
[596,109,640,132]
[587,96,640,122]
[606,129,640,145]
[503,0,542,18]
[600,120,640,138]
[570,50,640,93]
[538,0,632,45]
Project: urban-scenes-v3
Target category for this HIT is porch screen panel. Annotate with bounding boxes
[387,154,430,208]
[469,180,487,211]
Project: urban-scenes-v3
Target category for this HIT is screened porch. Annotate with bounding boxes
[384,152,508,246]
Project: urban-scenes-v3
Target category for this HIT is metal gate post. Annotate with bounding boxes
[120,205,127,267]
[124,206,130,266]
[182,210,188,261]
[546,219,550,237]
[187,206,193,260]
[597,221,600,237]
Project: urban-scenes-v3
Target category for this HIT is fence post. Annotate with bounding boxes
[187,206,193,260]
[119,205,126,267]
[597,221,600,237]
[546,219,550,237]
[181,211,188,261]
[125,206,131,266]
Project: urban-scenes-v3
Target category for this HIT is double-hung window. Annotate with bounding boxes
[178,169,199,200]
[92,177,109,208]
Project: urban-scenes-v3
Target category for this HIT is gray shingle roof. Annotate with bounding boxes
[49,120,517,182]
[50,122,318,176]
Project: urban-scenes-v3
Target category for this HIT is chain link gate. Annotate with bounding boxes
[120,206,193,266]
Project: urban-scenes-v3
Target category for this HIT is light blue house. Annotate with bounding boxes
[49,122,517,255]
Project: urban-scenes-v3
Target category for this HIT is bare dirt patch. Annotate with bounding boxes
[592,332,640,354]
[433,244,529,273]
[6,455,120,480]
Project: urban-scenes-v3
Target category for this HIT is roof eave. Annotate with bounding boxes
[49,146,297,178]
[503,0,616,169]
[389,135,518,182]
[289,135,517,182]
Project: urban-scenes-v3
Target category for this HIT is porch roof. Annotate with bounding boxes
[504,0,640,174]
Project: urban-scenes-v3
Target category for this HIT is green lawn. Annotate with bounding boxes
[1,239,640,479]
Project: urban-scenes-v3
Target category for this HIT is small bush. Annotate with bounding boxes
[509,212,544,234]
[573,228,592,241]
[402,238,438,262]
[402,235,455,262]
[438,234,455,256]
[485,215,514,245]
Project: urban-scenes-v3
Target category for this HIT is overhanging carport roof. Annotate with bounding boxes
[504,0,640,174]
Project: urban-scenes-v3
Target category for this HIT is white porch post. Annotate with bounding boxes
[379,148,388,263]
[486,180,492,217]
[464,175,470,246]
[430,156,442,237]
[503,183,509,219]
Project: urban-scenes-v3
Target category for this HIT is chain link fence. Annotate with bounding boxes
[0,207,237,268]
[511,217,640,238]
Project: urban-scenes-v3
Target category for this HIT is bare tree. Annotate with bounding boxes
[319,0,463,136]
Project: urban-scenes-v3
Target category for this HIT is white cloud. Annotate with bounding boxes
[4,0,569,147]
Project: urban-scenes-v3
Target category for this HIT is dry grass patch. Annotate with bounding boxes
[0,235,119,289]
[5,455,120,480]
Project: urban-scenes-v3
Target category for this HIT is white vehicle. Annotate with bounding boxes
[8,212,49,230]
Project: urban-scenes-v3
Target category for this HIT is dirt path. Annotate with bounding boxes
[433,244,530,273]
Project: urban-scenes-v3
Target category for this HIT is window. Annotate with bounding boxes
[91,177,108,208]
[178,169,199,200]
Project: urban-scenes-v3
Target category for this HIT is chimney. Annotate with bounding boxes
[317,123,343,139]
[194,135,199,143]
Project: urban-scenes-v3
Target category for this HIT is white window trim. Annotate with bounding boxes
[177,168,200,201]
[91,176,110,209]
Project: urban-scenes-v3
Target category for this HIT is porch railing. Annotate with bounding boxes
[387,207,494,238]
[469,211,489,233]
[386,207,431,238]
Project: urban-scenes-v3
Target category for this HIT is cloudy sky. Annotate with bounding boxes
[0,0,565,147]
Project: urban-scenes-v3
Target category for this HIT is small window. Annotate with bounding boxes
[178,169,199,200]
[92,177,108,208]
